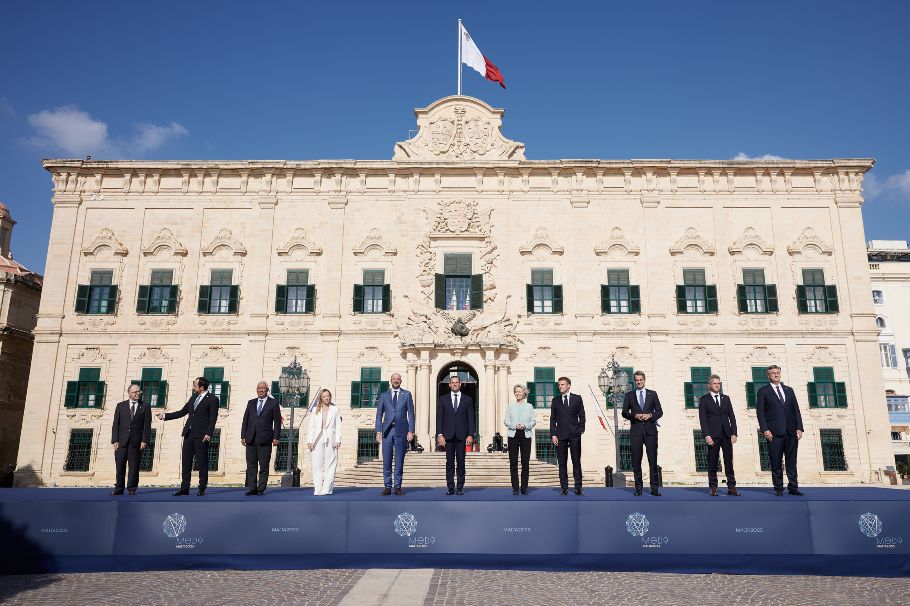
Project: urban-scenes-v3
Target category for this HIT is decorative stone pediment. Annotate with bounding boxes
[682,346,721,363]
[595,227,640,259]
[427,199,490,238]
[728,227,774,258]
[519,228,564,259]
[609,346,640,366]
[141,228,188,259]
[277,228,323,259]
[669,227,715,258]
[353,228,397,259]
[273,346,311,365]
[801,346,841,364]
[353,346,391,364]
[131,347,173,363]
[527,346,562,363]
[193,345,235,363]
[69,346,111,363]
[82,228,128,260]
[787,227,834,258]
[393,96,525,162]
[201,229,247,259]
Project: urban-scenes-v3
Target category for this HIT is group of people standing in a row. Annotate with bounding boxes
[109,365,804,498]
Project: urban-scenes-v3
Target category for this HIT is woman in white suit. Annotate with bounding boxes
[307,389,342,495]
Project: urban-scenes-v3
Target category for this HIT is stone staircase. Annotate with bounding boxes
[334,452,599,487]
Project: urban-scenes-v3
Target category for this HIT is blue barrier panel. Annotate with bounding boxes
[114,501,349,555]
[808,501,910,555]
[347,501,578,553]
[577,501,813,554]
[0,501,118,556]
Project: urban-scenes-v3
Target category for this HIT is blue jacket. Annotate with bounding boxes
[503,402,536,438]
[374,388,415,438]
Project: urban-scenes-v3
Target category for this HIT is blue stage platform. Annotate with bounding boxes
[1,486,908,576]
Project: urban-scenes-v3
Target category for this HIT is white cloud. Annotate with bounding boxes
[23,105,188,158]
[0,98,14,116]
[863,169,910,201]
[733,152,789,161]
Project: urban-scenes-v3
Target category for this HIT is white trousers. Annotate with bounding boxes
[310,440,338,495]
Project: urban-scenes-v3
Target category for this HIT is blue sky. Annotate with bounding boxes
[1,1,908,274]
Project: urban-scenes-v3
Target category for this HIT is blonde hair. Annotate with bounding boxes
[512,384,529,400]
[318,388,333,406]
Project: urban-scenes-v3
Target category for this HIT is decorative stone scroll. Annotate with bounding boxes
[728,227,774,259]
[82,228,128,260]
[669,227,715,259]
[141,228,188,259]
[277,228,323,259]
[787,227,834,259]
[201,229,247,259]
[519,228,564,259]
[595,227,640,259]
[352,228,397,259]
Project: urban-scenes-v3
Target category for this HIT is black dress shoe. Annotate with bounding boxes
[727,488,741,496]
[245,490,259,496]
[634,488,643,496]
[650,489,661,496]
[173,490,190,496]
[521,489,529,495]
[560,488,568,495]
[456,488,464,495]
[197,489,206,496]
[394,488,405,496]
[128,490,137,496]
[788,488,804,496]
[575,488,584,496]
[381,488,392,496]
[446,489,454,495]
[513,489,519,495]
[110,490,124,496]
[774,488,784,496]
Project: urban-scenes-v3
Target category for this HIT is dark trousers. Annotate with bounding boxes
[445,437,467,490]
[768,433,799,490]
[631,431,659,490]
[555,434,582,490]
[245,432,272,493]
[114,441,141,491]
[508,430,531,491]
[707,434,736,488]
[181,436,209,491]
[382,432,406,489]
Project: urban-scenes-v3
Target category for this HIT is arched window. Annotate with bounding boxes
[876,317,887,329]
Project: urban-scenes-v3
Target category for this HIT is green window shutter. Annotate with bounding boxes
[271,381,280,401]
[470,274,484,310]
[684,382,695,408]
[601,285,610,314]
[825,285,839,313]
[275,285,287,313]
[228,285,239,313]
[136,285,150,314]
[766,285,778,313]
[814,367,834,382]
[75,285,90,313]
[796,285,808,313]
[96,381,106,408]
[434,274,445,309]
[746,382,756,408]
[221,381,230,407]
[526,382,536,408]
[305,285,316,314]
[380,381,390,394]
[706,285,718,313]
[351,381,362,408]
[106,285,118,314]
[158,380,168,407]
[198,285,210,313]
[808,382,818,408]
[64,381,80,408]
[835,382,848,408]
[381,284,391,313]
[352,284,364,314]
[676,285,687,313]
[526,284,534,314]
[167,285,179,313]
[737,284,748,313]
[629,285,641,314]
[552,285,563,314]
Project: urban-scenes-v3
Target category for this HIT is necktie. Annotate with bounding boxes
[257,399,263,416]
[130,402,136,419]
[563,395,568,409]
[715,394,720,409]
[393,391,398,411]
[453,394,459,412]
[776,386,785,404]
[194,394,202,411]
[638,390,645,411]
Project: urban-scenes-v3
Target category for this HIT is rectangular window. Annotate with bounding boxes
[203,367,230,408]
[132,368,167,407]
[192,429,221,472]
[528,367,557,409]
[139,429,157,472]
[757,430,771,472]
[608,269,630,314]
[802,269,827,313]
[746,367,769,408]
[820,428,847,471]
[684,367,712,408]
[742,269,766,313]
[64,429,93,472]
[892,432,902,441]
[148,270,174,314]
[531,269,554,314]
[873,290,884,305]
[535,429,557,465]
[444,254,472,311]
[693,429,721,473]
[64,368,105,408]
[357,428,380,465]
[905,349,910,378]
[274,429,300,471]
[84,270,117,314]
[618,429,632,472]
[881,343,898,369]
[363,270,386,314]
[808,367,847,409]
[209,270,233,314]
[681,269,708,314]
[350,367,388,409]
[286,270,310,313]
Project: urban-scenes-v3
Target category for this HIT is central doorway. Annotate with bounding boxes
[437,362,480,446]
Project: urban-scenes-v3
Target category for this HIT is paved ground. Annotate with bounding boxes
[2,568,909,605]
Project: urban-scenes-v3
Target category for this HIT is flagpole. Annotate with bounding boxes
[457,19,462,95]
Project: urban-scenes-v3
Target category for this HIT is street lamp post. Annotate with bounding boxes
[598,354,631,486]
[278,356,310,482]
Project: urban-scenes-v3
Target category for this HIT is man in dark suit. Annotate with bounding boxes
[698,374,740,496]
[157,376,219,496]
[111,383,152,495]
[436,375,475,495]
[241,381,281,495]
[550,376,586,495]
[756,364,804,496]
[375,372,415,495]
[622,370,663,496]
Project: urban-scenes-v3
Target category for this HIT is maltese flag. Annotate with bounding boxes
[460,23,506,89]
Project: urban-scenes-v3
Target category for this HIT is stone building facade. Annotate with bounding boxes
[16,96,894,487]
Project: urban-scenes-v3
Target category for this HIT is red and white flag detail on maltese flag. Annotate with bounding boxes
[460,23,506,89]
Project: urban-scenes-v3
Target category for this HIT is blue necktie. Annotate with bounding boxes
[453,394,459,412]
[257,399,263,416]
[393,391,398,412]
[638,390,645,411]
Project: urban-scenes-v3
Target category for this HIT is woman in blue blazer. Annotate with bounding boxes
[504,385,536,495]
